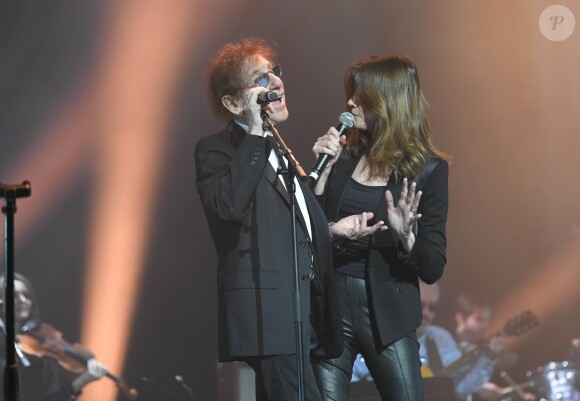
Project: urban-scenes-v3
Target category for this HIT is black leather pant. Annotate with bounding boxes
[312,273,424,401]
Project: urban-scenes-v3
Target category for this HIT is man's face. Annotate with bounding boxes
[420,283,440,328]
[456,306,492,343]
[239,54,288,123]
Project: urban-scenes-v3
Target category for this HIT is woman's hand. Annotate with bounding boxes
[312,127,346,194]
[385,178,422,252]
[312,127,346,169]
[330,212,387,240]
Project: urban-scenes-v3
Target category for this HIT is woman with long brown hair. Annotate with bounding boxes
[311,54,450,401]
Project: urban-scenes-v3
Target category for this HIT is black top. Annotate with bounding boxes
[316,151,448,347]
[336,178,386,279]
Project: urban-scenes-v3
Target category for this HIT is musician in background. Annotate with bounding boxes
[0,273,106,401]
[454,292,535,401]
[455,293,518,368]
[418,281,503,400]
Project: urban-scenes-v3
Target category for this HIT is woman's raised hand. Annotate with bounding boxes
[385,178,422,252]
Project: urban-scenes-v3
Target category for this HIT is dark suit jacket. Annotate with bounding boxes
[195,121,343,362]
[317,151,448,348]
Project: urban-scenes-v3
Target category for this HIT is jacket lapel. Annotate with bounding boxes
[262,148,310,236]
[263,161,291,204]
[227,119,311,236]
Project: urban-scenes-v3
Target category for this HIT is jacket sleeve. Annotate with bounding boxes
[398,160,448,283]
[195,133,270,223]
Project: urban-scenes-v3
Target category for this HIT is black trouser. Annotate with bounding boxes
[312,273,424,401]
[246,322,323,401]
[246,354,323,401]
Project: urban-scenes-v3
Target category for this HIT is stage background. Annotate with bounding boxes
[1,1,579,400]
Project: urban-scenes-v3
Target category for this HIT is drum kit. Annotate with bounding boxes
[530,360,580,401]
[502,339,580,401]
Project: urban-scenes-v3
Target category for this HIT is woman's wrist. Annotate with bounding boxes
[313,169,331,195]
[398,231,415,253]
[328,221,346,249]
[328,222,337,239]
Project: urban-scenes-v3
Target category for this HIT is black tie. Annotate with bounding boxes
[272,141,291,189]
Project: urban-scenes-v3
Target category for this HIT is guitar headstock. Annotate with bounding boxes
[502,310,540,337]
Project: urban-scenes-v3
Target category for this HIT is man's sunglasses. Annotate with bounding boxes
[249,65,282,88]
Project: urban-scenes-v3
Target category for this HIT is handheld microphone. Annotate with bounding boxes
[257,90,280,104]
[309,112,355,182]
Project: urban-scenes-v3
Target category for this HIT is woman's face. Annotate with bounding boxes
[347,97,370,132]
[14,279,34,323]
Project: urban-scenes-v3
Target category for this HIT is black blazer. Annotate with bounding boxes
[195,121,343,362]
[317,151,448,348]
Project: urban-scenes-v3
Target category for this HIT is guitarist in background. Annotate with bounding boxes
[453,293,535,401]
[418,281,504,401]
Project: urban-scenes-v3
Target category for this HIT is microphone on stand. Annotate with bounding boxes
[309,112,355,182]
[257,90,280,104]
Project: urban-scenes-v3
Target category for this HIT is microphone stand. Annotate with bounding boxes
[262,114,306,179]
[261,112,306,401]
[1,181,31,401]
[0,319,31,368]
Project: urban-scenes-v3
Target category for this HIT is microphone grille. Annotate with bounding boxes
[266,91,279,101]
[339,112,355,128]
